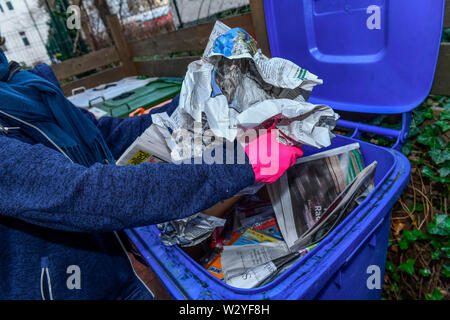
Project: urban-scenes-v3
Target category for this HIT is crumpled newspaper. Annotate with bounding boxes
[157,212,226,247]
[152,21,339,162]
[221,241,289,289]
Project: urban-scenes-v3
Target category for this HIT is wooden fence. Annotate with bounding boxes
[51,0,450,98]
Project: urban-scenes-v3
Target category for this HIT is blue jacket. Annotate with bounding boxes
[0,81,255,299]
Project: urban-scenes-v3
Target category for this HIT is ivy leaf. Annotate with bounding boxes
[385,260,396,273]
[417,125,439,144]
[399,239,409,250]
[412,108,427,126]
[412,229,423,239]
[435,120,450,132]
[421,165,435,178]
[408,125,421,138]
[401,140,413,156]
[402,230,414,241]
[398,259,415,275]
[425,289,444,300]
[437,96,447,104]
[435,137,446,149]
[438,166,450,178]
[442,246,450,259]
[428,214,450,236]
[423,108,433,119]
[402,229,423,242]
[442,265,450,278]
[419,268,431,277]
[429,148,450,165]
[416,125,446,148]
[422,166,450,183]
[431,250,442,260]
[440,109,450,121]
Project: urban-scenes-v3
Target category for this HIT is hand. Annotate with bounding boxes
[244,129,303,184]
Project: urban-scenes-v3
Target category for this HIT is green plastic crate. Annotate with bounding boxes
[88,78,182,118]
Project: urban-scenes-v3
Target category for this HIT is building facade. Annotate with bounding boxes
[0,0,50,66]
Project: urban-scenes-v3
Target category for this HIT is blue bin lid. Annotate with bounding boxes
[263,0,445,114]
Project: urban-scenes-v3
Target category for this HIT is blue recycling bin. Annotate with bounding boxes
[125,0,445,299]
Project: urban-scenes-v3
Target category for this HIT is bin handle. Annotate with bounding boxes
[336,112,411,151]
[71,86,86,96]
[129,108,145,117]
[88,96,105,107]
[344,216,385,265]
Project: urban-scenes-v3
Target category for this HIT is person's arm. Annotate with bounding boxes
[28,63,174,159]
[0,136,254,233]
[80,95,180,159]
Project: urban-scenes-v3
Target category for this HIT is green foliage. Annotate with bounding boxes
[440,109,450,121]
[408,99,450,183]
[425,289,444,300]
[386,213,449,299]
[443,246,450,259]
[422,166,450,183]
[428,214,450,236]
[402,140,413,156]
[442,265,450,278]
[417,125,446,149]
[435,120,450,132]
[398,259,415,275]
[419,268,431,277]
[382,95,449,300]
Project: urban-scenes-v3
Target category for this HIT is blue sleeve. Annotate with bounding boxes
[79,95,180,159]
[0,135,255,233]
[29,63,178,159]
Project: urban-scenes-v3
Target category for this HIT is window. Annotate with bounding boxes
[6,1,13,10]
[19,31,30,46]
[0,4,4,13]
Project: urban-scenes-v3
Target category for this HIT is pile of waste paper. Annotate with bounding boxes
[150,21,339,162]
[118,21,339,165]
[117,22,378,289]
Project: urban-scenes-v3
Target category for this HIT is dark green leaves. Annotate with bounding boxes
[435,120,450,132]
[442,264,450,278]
[437,165,450,178]
[398,259,415,275]
[422,166,450,183]
[419,268,431,277]
[368,96,449,300]
[440,108,450,121]
[417,125,446,149]
[428,214,450,236]
[429,148,450,165]
[425,289,444,300]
